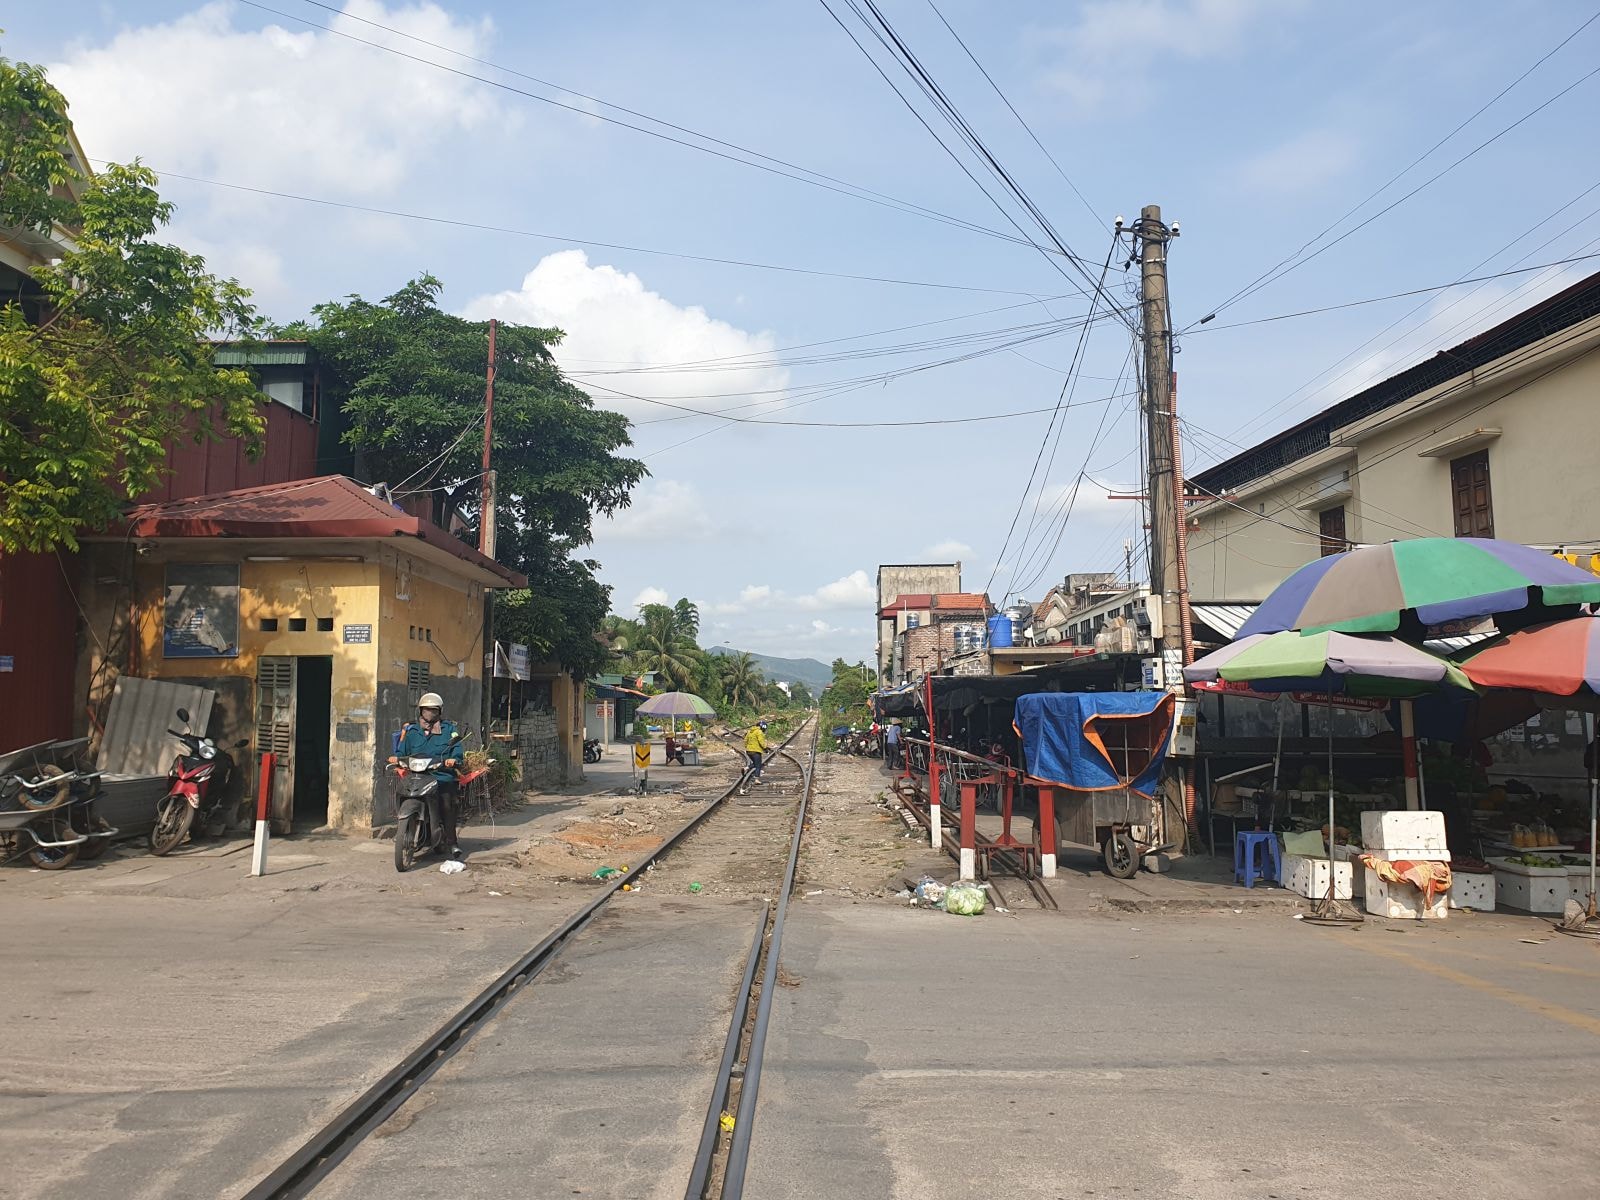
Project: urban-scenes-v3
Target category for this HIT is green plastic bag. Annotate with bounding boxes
[942,883,987,916]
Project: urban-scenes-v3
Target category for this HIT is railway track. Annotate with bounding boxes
[890,776,1060,911]
[243,718,819,1200]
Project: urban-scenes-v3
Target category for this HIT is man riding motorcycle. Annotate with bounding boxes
[387,692,462,858]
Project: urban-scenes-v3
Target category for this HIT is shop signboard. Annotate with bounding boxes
[163,563,239,658]
[509,643,530,682]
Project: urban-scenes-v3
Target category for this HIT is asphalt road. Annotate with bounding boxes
[743,904,1600,1199]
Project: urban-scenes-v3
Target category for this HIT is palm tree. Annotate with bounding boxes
[631,606,701,691]
[719,652,762,710]
[673,597,701,641]
[602,613,641,658]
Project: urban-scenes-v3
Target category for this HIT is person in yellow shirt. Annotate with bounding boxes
[741,721,769,794]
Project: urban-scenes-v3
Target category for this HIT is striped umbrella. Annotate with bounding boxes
[1238,538,1600,639]
[1460,615,1600,912]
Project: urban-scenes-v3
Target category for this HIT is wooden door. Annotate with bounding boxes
[1319,505,1346,557]
[256,656,296,832]
[1450,450,1494,538]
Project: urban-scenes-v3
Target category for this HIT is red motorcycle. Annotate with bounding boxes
[149,707,249,856]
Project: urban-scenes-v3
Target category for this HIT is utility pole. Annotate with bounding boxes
[1135,205,1182,684]
[480,318,498,742]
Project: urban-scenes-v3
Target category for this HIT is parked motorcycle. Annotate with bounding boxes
[389,727,469,872]
[149,708,248,856]
[583,737,603,764]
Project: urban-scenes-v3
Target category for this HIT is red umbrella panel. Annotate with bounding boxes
[1459,614,1600,697]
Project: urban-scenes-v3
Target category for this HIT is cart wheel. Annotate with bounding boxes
[27,815,80,870]
[19,764,70,810]
[1103,831,1139,879]
[73,810,109,861]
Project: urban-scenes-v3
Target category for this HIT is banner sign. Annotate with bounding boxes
[163,563,239,658]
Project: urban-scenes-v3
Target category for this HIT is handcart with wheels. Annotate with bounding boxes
[1015,691,1178,879]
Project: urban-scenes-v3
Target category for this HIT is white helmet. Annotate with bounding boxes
[418,692,444,710]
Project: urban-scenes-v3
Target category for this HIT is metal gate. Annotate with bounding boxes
[256,656,296,832]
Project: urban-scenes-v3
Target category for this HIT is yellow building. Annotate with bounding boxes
[78,476,524,830]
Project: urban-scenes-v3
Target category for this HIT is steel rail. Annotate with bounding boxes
[243,718,813,1200]
[720,721,819,1198]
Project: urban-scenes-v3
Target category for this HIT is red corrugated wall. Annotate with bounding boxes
[145,402,319,503]
[0,550,78,744]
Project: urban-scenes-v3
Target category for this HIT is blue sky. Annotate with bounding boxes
[17,1,1600,661]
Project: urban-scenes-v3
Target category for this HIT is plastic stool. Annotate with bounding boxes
[1234,831,1281,888]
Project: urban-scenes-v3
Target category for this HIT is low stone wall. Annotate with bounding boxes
[516,709,560,784]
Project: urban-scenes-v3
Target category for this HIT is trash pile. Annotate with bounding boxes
[898,875,988,916]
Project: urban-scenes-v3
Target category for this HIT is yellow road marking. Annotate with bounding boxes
[1419,942,1600,980]
[1348,936,1600,1038]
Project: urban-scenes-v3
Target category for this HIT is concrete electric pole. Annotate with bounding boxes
[1135,206,1184,684]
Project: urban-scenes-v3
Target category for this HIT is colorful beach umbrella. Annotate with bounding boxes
[1458,614,1600,699]
[1237,538,1600,639]
[1461,615,1600,913]
[634,691,717,717]
[1184,630,1473,698]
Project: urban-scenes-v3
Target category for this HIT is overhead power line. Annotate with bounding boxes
[1200,8,1600,322]
[128,164,1046,297]
[241,0,1071,260]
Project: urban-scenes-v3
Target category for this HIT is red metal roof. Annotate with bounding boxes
[879,591,991,617]
[113,475,525,586]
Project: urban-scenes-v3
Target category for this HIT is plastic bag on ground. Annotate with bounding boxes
[942,882,987,916]
[439,860,466,875]
[913,876,947,905]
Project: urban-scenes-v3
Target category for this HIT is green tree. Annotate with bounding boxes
[673,597,700,641]
[629,604,702,691]
[0,53,264,552]
[719,652,762,709]
[284,275,645,676]
[788,680,815,708]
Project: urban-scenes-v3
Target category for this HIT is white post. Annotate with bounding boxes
[250,818,270,877]
[959,846,976,881]
[929,799,941,850]
[1041,849,1057,879]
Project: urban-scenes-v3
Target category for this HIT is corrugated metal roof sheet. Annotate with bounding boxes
[111,475,525,587]
[99,677,216,776]
[212,343,310,366]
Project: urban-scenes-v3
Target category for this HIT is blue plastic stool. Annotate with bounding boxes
[1234,831,1281,888]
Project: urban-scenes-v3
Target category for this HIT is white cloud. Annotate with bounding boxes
[796,569,876,610]
[51,2,505,197]
[631,586,670,610]
[1039,0,1303,114]
[462,250,789,423]
[924,540,973,560]
[594,479,717,543]
[1235,129,1361,195]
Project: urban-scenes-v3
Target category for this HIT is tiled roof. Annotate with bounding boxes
[115,475,524,586]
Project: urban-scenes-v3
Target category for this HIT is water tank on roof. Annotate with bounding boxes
[987,614,1014,649]
[906,613,920,629]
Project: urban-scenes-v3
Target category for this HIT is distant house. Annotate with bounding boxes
[876,562,961,683]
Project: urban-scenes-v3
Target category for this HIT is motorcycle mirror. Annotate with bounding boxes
[176,707,191,724]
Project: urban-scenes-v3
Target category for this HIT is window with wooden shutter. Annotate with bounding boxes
[1319,505,1346,557]
[407,660,431,705]
[256,657,295,758]
[1450,450,1494,538]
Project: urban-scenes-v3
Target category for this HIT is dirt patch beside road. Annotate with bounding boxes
[795,752,943,900]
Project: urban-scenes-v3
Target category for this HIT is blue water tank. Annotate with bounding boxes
[987,614,1014,648]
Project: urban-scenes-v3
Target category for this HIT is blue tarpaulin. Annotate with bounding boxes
[1013,692,1176,798]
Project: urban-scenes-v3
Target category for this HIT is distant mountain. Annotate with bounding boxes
[708,646,832,696]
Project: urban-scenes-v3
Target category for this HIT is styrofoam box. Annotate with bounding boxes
[1360,810,1448,853]
[1332,845,1365,897]
[1448,872,1495,911]
[1567,875,1596,904]
[1494,870,1567,914]
[1363,845,1452,863]
[1283,853,1353,900]
[1364,868,1448,919]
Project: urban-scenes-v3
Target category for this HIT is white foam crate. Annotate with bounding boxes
[1567,873,1597,904]
[1360,810,1448,854]
[1448,873,1495,911]
[1332,845,1365,897]
[1363,845,1452,863]
[1364,868,1448,920]
[1494,871,1567,914]
[1283,853,1352,900]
